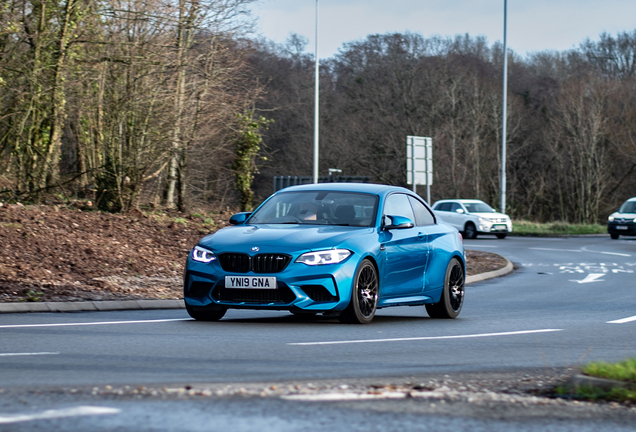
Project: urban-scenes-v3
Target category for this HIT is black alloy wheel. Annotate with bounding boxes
[426,257,465,319]
[464,223,477,239]
[339,259,378,324]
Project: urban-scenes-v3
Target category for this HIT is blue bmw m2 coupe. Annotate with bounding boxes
[184,183,465,324]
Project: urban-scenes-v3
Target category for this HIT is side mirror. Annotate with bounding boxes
[456,208,465,214]
[383,215,414,230]
[229,212,252,225]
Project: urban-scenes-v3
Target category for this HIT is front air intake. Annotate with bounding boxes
[213,282,297,303]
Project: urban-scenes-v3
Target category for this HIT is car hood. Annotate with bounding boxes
[471,212,509,219]
[610,212,636,219]
[198,224,374,254]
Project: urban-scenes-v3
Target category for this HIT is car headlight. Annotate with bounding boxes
[192,246,216,263]
[608,216,615,222]
[478,217,491,225]
[295,249,352,266]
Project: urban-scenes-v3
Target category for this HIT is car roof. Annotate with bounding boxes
[434,199,487,204]
[276,182,411,196]
[626,197,636,202]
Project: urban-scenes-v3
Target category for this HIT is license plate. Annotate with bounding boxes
[492,224,507,231]
[616,225,628,230]
[225,276,277,289]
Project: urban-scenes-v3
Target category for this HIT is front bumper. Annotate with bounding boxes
[184,256,358,312]
[478,222,513,234]
[608,222,636,236]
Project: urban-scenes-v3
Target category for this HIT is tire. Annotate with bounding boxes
[496,233,507,239]
[610,233,619,240]
[464,223,477,239]
[185,302,227,321]
[339,259,379,324]
[426,257,465,319]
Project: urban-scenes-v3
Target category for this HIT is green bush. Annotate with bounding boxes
[513,220,606,235]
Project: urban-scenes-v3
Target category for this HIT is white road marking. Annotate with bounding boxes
[0,406,120,424]
[0,318,191,330]
[288,329,563,346]
[530,247,582,253]
[599,251,632,257]
[569,274,605,284]
[530,247,631,257]
[580,246,631,257]
[0,352,59,357]
[607,315,636,324]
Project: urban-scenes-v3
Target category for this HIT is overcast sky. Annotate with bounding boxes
[249,0,636,58]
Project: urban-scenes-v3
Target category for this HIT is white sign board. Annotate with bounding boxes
[406,136,432,186]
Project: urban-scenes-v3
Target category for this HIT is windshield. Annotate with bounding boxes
[464,202,496,213]
[248,191,378,227]
[619,201,636,214]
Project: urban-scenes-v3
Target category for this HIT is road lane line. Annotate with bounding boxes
[0,318,191,329]
[0,406,120,424]
[0,352,59,357]
[600,251,631,257]
[607,315,636,324]
[288,329,563,346]
[530,247,583,253]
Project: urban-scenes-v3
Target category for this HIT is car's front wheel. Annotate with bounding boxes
[464,223,477,239]
[339,259,378,324]
[426,257,465,319]
[496,233,507,239]
[185,303,227,321]
[610,233,619,240]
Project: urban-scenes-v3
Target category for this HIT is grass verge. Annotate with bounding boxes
[513,220,606,236]
[583,358,636,382]
[556,358,636,403]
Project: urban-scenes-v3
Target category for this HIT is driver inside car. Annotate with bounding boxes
[298,203,318,221]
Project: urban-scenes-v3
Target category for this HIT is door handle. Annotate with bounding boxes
[418,232,425,239]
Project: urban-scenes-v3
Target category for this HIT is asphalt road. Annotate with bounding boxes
[1,235,635,431]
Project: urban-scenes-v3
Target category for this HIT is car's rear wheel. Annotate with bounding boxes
[426,257,464,319]
[339,259,378,324]
[496,233,507,239]
[185,303,227,321]
[464,223,477,239]
[610,233,619,239]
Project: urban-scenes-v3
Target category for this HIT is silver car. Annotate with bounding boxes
[432,199,512,239]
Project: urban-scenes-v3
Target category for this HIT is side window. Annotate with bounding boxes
[437,203,449,212]
[408,196,435,226]
[383,194,415,222]
[449,202,462,212]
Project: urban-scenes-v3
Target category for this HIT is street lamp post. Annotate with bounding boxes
[500,0,508,214]
[313,0,320,184]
